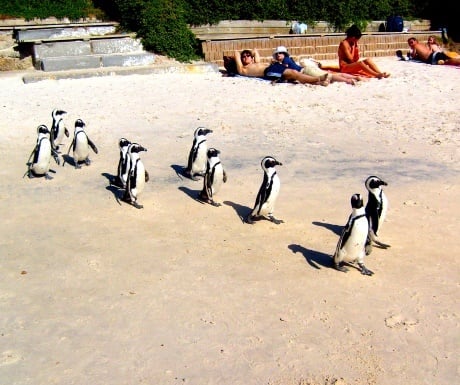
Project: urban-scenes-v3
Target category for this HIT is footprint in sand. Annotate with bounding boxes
[384,314,419,329]
[1,350,23,365]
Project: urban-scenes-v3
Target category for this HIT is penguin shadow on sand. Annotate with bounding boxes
[178,186,205,205]
[170,164,190,180]
[223,201,253,224]
[312,221,343,236]
[101,172,124,205]
[288,244,333,270]
[61,154,76,168]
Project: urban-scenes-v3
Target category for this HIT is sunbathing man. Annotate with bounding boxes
[407,37,460,66]
[234,48,330,86]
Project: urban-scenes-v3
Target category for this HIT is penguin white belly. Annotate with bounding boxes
[339,218,368,263]
[32,140,51,174]
[133,161,146,197]
[211,166,224,195]
[379,193,388,229]
[192,146,207,175]
[74,134,89,162]
[261,176,280,216]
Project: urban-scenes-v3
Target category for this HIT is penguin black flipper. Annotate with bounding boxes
[123,171,142,209]
[186,138,198,174]
[338,214,353,250]
[87,138,98,154]
[145,170,149,183]
[365,194,380,235]
[51,148,60,166]
[64,128,70,137]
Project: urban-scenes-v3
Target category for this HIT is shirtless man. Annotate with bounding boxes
[408,37,460,66]
[234,49,330,85]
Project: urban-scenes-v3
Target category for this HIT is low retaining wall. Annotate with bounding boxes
[200,31,441,67]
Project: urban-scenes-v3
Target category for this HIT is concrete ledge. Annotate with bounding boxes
[91,38,144,54]
[40,55,101,71]
[34,40,91,61]
[101,53,155,67]
[22,62,220,83]
[15,26,116,42]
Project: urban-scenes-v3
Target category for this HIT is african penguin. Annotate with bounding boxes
[186,127,213,180]
[123,143,149,209]
[27,124,60,179]
[364,175,390,254]
[247,156,283,224]
[68,119,98,169]
[114,137,131,188]
[50,109,69,152]
[198,148,227,206]
[333,193,374,276]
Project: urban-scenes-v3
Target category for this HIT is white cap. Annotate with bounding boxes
[273,46,288,58]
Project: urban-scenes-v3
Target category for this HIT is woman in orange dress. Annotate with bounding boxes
[338,25,390,79]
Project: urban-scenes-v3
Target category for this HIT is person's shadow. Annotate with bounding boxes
[288,244,333,270]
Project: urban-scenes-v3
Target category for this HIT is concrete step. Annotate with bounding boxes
[40,52,155,72]
[15,24,117,42]
[32,36,148,70]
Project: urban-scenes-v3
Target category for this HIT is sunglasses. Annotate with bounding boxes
[241,53,252,58]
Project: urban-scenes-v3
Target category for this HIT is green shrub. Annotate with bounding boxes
[0,0,93,21]
[137,0,200,62]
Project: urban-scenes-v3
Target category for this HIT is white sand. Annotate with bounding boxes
[0,58,459,385]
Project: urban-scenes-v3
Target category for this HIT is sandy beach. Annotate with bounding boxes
[0,57,459,385]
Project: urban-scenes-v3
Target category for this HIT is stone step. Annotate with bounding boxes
[15,24,117,42]
[32,36,147,69]
[40,52,155,72]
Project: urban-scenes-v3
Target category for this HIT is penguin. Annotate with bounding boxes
[123,143,149,209]
[50,109,69,152]
[27,124,60,179]
[114,137,131,188]
[364,175,390,254]
[68,119,98,169]
[333,193,374,276]
[197,148,227,207]
[185,127,213,180]
[247,156,283,224]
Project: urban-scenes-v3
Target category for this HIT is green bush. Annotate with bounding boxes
[137,0,200,62]
[0,0,93,21]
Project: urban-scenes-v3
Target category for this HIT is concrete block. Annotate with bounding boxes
[91,38,144,54]
[40,55,101,71]
[101,53,155,68]
[16,25,117,42]
[33,40,91,61]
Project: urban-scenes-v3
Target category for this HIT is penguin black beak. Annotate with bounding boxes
[276,161,283,166]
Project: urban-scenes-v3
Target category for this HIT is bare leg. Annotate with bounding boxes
[363,58,390,77]
[283,69,329,86]
[342,61,386,78]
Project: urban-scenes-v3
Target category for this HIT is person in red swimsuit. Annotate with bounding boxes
[338,25,390,79]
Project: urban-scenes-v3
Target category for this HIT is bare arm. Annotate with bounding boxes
[234,50,243,74]
[338,40,354,64]
[253,49,260,63]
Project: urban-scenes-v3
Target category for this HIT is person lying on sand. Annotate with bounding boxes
[234,47,362,86]
[407,37,460,66]
[234,48,330,86]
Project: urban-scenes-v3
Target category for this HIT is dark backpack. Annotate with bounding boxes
[386,16,404,32]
